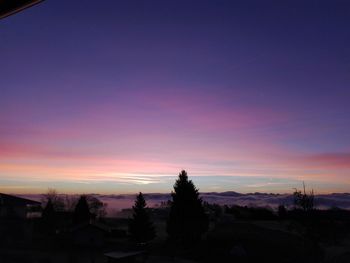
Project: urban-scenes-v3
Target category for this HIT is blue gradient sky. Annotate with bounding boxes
[1,1,350,194]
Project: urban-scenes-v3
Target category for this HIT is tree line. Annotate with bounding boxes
[41,170,209,245]
[41,170,321,245]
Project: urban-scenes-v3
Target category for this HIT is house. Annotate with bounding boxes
[70,222,110,247]
[0,193,41,245]
[0,193,41,219]
[104,251,146,263]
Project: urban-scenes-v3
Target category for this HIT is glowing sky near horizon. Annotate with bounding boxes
[1,1,350,194]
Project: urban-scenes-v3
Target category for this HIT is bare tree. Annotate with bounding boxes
[86,195,107,219]
[293,182,314,212]
[63,195,78,212]
[41,188,65,211]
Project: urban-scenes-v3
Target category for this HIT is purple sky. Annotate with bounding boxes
[1,1,350,194]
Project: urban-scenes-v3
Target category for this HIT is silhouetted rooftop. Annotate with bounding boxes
[0,193,41,206]
[104,251,145,260]
[70,222,110,233]
[0,0,43,19]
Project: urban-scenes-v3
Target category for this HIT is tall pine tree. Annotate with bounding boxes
[167,170,209,244]
[42,198,55,219]
[73,195,91,224]
[42,199,56,234]
[128,192,156,243]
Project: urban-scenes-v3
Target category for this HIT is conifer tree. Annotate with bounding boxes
[42,198,55,219]
[128,192,156,243]
[73,195,91,224]
[42,199,56,234]
[167,170,209,244]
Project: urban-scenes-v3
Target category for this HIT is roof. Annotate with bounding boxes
[104,251,145,260]
[0,0,44,19]
[0,193,41,206]
[70,222,111,233]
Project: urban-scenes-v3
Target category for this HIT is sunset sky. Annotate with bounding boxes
[1,1,350,194]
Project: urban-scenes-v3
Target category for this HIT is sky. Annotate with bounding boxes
[1,0,350,194]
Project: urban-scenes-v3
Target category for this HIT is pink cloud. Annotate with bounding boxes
[304,153,350,169]
[2,87,348,192]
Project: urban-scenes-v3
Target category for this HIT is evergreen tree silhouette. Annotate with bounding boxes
[128,192,156,243]
[167,170,209,244]
[42,198,55,219]
[42,198,56,234]
[73,195,91,224]
[278,204,287,219]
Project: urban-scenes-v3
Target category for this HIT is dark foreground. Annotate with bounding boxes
[1,207,350,263]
